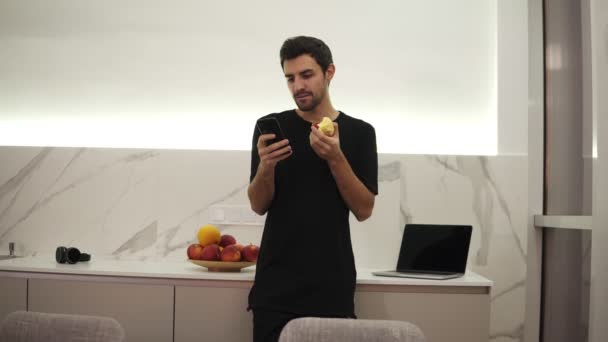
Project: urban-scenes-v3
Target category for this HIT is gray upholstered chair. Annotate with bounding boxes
[278,317,425,342]
[0,311,125,342]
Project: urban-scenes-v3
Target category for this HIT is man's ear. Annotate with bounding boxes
[325,64,336,85]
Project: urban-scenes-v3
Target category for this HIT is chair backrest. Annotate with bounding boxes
[0,311,125,342]
[279,317,426,342]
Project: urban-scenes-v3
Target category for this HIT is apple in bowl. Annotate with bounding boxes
[200,244,221,261]
[219,234,237,248]
[241,244,260,262]
[220,245,242,262]
[186,244,204,260]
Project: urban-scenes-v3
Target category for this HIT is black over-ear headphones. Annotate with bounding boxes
[55,247,91,264]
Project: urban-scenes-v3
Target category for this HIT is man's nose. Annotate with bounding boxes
[293,77,305,92]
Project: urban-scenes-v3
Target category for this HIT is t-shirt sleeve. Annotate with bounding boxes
[352,124,379,195]
[250,125,261,183]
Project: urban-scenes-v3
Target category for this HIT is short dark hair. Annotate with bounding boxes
[280,36,333,72]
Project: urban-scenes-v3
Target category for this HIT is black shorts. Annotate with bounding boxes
[252,309,302,342]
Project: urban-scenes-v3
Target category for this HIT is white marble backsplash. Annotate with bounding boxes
[0,146,527,341]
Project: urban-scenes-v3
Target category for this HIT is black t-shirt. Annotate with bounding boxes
[248,109,378,317]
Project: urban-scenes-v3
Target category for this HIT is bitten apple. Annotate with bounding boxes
[220,245,242,262]
[317,117,335,136]
[200,244,221,261]
[219,234,237,248]
[187,244,204,260]
[241,244,260,262]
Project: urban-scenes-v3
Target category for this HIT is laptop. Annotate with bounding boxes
[372,224,472,280]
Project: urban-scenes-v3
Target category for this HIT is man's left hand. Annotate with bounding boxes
[310,122,343,162]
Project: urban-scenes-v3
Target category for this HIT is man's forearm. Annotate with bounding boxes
[248,164,275,215]
[328,154,375,221]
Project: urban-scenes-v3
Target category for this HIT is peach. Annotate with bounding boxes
[219,234,237,248]
[220,245,242,262]
[187,244,204,260]
[233,243,244,253]
[241,244,260,262]
[200,244,221,261]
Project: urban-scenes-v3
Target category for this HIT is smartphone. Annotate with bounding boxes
[256,117,287,146]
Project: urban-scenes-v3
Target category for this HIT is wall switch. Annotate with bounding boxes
[211,207,225,221]
[208,204,265,226]
[224,206,242,222]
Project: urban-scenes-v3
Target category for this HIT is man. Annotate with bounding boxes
[247,36,378,342]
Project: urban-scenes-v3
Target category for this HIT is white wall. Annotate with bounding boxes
[498,0,529,156]
[0,0,529,156]
[0,147,529,341]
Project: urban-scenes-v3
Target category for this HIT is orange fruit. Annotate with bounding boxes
[197,224,221,247]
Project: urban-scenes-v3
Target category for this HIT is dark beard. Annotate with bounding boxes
[294,92,323,112]
[296,101,317,112]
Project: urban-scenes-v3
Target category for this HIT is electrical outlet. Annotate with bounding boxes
[211,207,225,222]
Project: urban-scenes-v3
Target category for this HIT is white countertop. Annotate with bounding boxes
[0,256,492,287]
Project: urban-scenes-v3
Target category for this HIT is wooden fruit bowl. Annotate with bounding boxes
[188,259,255,272]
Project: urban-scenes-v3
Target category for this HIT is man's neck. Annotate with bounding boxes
[296,102,339,123]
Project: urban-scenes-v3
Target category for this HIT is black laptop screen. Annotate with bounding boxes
[396,224,472,273]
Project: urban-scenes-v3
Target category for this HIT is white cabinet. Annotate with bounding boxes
[355,285,490,342]
[0,270,491,342]
[0,276,27,321]
[174,283,253,342]
[28,278,174,342]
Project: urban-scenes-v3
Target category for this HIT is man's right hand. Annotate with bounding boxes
[257,134,292,175]
[249,133,290,215]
